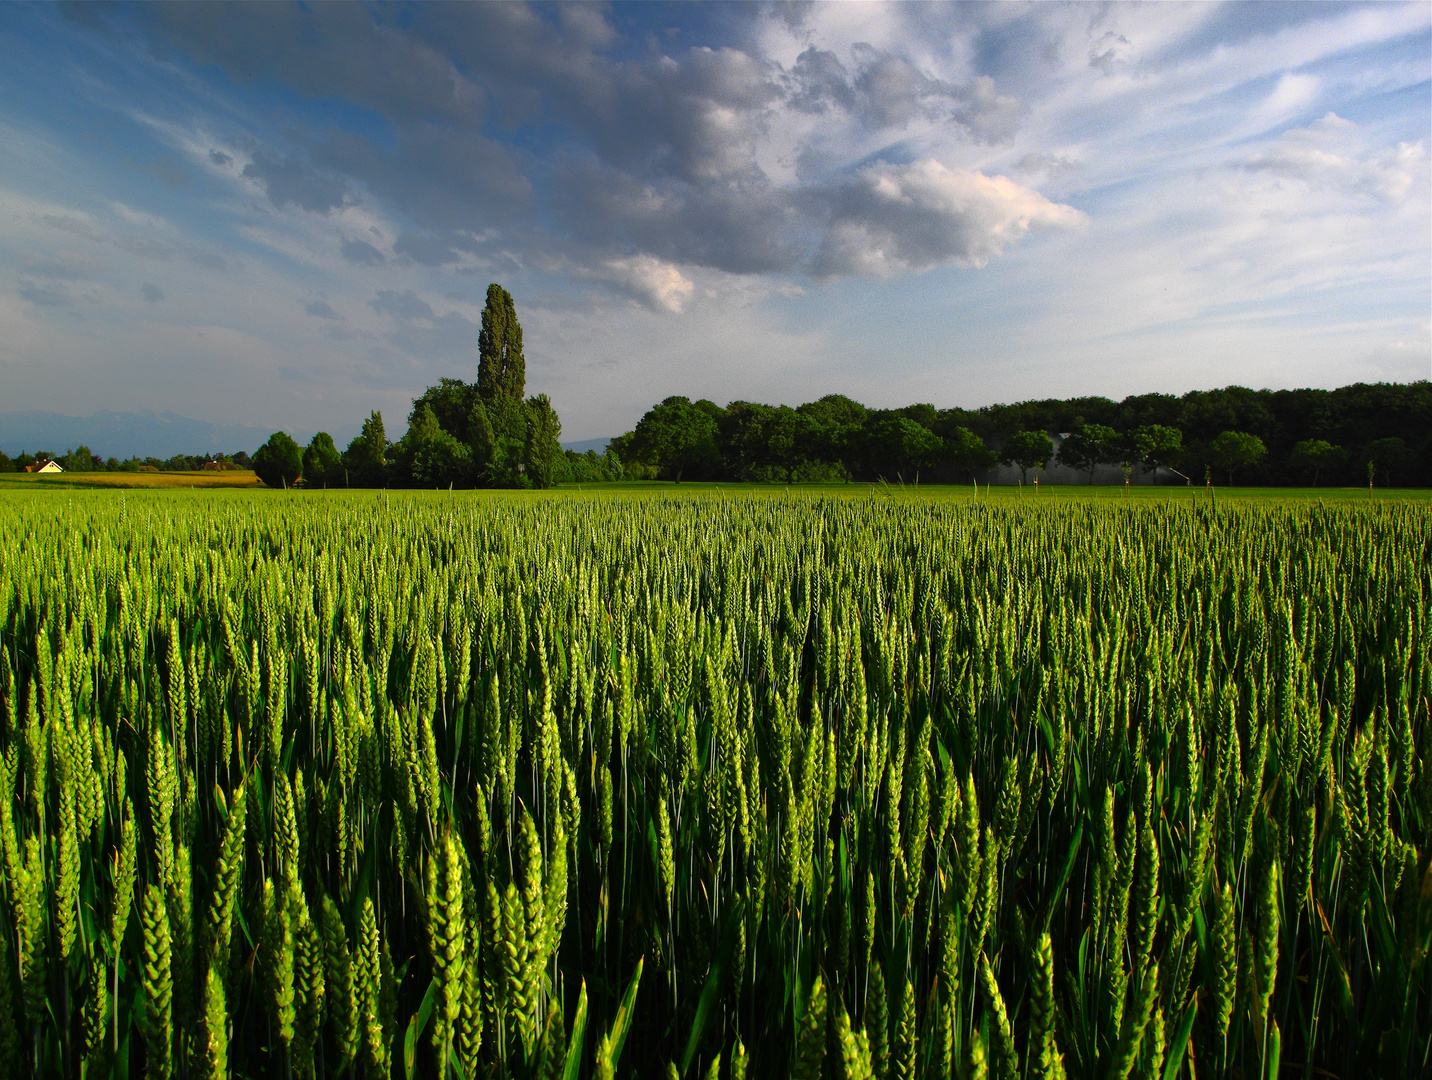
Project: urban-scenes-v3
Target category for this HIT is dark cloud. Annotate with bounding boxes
[369,289,435,321]
[209,149,232,166]
[393,232,463,267]
[340,237,386,266]
[555,156,799,275]
[141,282,165,303]
[243,149,348,214]
[304,299,340,319]
[19,279,73,306]
[104,5,1046,286]
[318,127,531,230]
[143,2,485,125]
[788,48,857,114]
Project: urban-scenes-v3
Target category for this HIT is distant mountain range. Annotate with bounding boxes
[561,437,612,454]
[0,410,361,461]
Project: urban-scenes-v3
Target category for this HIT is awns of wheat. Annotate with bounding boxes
[0,492,1428,1078]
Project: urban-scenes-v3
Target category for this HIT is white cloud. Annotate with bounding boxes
[813,159,1084,277]
[1240,113,1427,204]
[597,255,695,313]
[1259,73,1321,122]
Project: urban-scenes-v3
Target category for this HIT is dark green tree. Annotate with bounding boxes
[1289,439,1342,487]
[342,411,388,486]
[524,394,564,489]
[302,432,342,487]
[763,406,811,483]
[944,426,996,482]
[1131,424,1183,477]
[1209,430,1266,485]
[407,405,472,487]
[861,414,941,481]
[1003,430,1055,484]
[252,432,303,489]
[1057,423,1117,484]
[411,378,479,441]
[1363,437,1411,487]
[631,396,720,483]
[59,445,97,472]
[720,402,811,482]
[796,396,866,477]
[467,399,496,475]
[483,394,530,487]
[477,284,525,402]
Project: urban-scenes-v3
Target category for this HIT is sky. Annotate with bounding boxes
[0,2,1428,442]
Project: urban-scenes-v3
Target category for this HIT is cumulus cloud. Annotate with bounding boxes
[597,255,695,313]
[141,282,164,303]
[811,160,1084,278]
[1240,113,1427,204]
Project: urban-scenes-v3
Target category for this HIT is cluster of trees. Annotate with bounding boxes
[0,448,253,473]
[611,381,1432,486]
[252,285,566,490]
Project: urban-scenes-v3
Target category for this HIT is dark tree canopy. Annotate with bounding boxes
[1289,439,1342,487]
[1003,430,1055,484]
[632,396,720,483]
[1130,424,1183,475]
[252,431,303,489]
[288,379,1429,490]
[524,394,563,489]
[477,283,525,402]
[1209,430,1266,485]
[302,432,342,487]
[342,411,389,486]
[945,426,996,482]
[411,378,480,442]
[1057,423,1118,483]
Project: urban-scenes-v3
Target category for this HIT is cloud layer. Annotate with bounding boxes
[0,2,1426,440]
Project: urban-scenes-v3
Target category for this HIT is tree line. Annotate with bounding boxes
[251,285,566,490]
[0,449,253,474]
[13,280,1425,490]
[607,380,1432,486]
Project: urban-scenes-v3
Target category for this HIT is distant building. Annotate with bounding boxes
[24,460,63,473]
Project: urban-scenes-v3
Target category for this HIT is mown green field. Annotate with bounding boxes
[0,491,1428,1080]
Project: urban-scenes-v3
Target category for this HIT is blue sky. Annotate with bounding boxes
[1,2,1427,441]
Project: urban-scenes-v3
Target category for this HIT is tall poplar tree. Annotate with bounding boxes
[477,284,525,401]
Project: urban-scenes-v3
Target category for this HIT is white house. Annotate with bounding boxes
[25,460,64,473]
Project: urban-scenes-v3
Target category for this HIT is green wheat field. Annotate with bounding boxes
[0,488,1428,1079]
